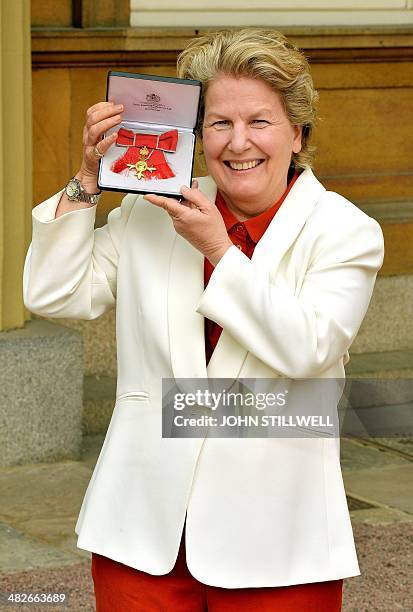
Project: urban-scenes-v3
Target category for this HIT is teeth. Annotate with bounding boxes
[228,160,261,170]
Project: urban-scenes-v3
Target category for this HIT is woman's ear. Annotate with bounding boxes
[292,125,302,154]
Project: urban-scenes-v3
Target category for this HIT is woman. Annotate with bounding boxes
[23,29,384,611]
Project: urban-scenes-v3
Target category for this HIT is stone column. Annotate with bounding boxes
[0,0,32,331]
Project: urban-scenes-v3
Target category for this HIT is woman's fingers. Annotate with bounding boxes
[81,101,124,173]
[85,132,118,158]
[180,185,210,211]
[86,101,122,120]
[86,105,124,131]
[85,116,122,147]
[84,113,123,146]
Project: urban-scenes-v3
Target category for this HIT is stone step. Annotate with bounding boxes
[343,350,413,437]
[351,274,413,354]
[83,375,116,435]
[0,320,83,468]
[39,311,117,378]
[345,349,413,408]
[346,349,413,376]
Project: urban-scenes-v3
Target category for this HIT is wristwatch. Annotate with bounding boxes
[65,177,101,205]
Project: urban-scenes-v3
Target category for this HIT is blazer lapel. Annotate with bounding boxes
[167,176,217,384]
[252,168,325,270]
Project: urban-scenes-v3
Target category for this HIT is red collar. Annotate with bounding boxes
[215,171,299,243]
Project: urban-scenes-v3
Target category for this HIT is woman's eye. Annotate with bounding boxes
[212,120,230,129]
[251,120,269,127]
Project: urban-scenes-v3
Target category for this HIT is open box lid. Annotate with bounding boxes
[107,71,202,131]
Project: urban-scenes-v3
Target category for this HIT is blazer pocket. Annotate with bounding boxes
[116,391,150,402]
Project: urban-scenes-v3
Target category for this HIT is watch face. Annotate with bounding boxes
[66,180,79,199]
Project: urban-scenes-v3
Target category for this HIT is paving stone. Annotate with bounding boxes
[0,523,80,572]
[0,560,94,611]
[343,464,413,514]
[374,436,413,456]
[340,438,411,471]
[0,462,92,559]
[350,507,413,525]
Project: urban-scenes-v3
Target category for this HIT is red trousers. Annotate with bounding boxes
[92,526,343,611]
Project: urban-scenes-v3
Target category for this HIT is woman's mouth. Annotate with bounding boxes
[224,159,264,171]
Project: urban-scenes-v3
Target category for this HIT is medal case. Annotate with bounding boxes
[98,71,202,198]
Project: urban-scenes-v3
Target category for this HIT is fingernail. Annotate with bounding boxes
[181,185,189,193]
[116,104,123,111]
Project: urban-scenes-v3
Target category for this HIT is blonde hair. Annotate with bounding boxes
[177,28,318,170]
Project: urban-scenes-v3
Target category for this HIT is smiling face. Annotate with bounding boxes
[202,74,302,220]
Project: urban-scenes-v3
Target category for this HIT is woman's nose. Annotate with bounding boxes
[227,124,251,153]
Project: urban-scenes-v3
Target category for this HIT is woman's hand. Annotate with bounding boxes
[55,101,123,218]
[77,101,124,192]
[144,181,233,266]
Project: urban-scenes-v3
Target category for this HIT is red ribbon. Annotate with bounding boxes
[111,128,178,179]
[116,128,178,152]
[111,147,175,180]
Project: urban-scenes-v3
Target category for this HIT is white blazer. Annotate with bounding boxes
[23,169,384,588]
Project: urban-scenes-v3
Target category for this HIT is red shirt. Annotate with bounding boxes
[204,172,299,365]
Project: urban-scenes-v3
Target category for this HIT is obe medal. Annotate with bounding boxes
[127,146,156,180]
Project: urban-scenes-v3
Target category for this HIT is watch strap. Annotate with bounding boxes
[78,188,101,205]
